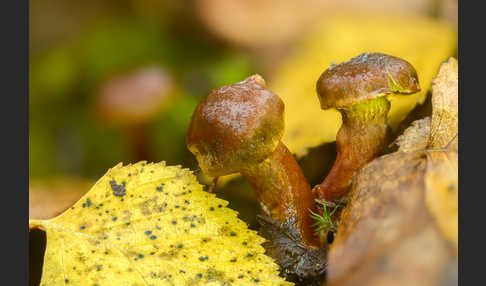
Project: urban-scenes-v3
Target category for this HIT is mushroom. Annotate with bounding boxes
[313,53,420,201]
[96,66,174,161]
[186,75,319,248]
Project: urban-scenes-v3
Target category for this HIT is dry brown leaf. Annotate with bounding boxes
[327,130,456,286]
[429,57,458,151]
[394,117,431,153]
[425,150,458,254]
[424,57,458,254]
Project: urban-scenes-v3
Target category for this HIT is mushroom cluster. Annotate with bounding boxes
[186,52,421,282]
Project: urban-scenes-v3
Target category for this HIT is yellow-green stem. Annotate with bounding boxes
[313,97,391,201]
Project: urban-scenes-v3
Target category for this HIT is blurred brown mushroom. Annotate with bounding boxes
[96,65,175,161]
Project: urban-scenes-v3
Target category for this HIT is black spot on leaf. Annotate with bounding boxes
[110,180,126,197]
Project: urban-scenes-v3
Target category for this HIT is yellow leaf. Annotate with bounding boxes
[394,117,430,153]
[30,161,291,286]
[271,13,457,156]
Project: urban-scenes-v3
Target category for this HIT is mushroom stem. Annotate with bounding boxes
[129,125,150,161]
[242,141,320,248]
[313,96,390,201]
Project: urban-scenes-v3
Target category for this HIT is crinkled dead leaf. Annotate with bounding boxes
[327,150,453,286]
[29,178,93,220]
[271,13,457,156]
[30,161,292,286]
[425,57,458,254]
[429,57,458,151]
[326,58,458,285]
[425,150,458,254]
[394,117,431,153]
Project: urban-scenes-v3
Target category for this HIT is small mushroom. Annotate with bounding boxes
[96,66,174,161]
[187,75,319,248]
[313,53,420,201]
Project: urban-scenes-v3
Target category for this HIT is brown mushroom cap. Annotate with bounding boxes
[96,66,174,126]
[187,75,285,177]
[316,53,420,109]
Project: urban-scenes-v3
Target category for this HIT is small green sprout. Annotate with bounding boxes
[310,199,339,233]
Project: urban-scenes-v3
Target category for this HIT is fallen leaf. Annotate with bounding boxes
[424,150,458,254]
[428,57,458,151]
[424,57,458,254]
[271,13,457,156]
[30,161,291,286]
[326,150,433,285]
[326,58,458,285]
[394,117,431,153]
